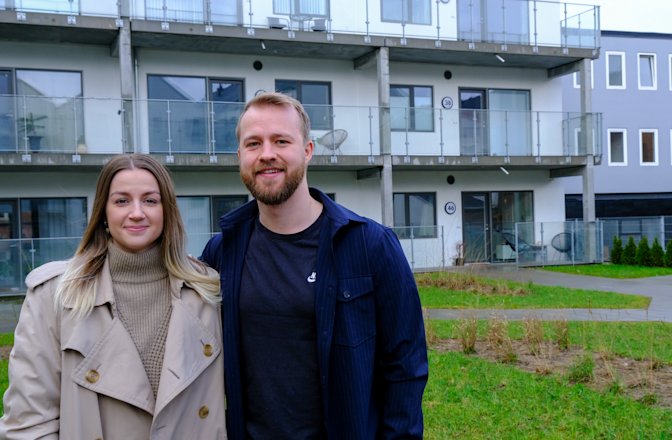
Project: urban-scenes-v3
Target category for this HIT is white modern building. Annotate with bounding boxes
[0,0,601,293]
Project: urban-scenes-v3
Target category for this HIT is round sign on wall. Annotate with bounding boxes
[441,96,453,109]
[444,201,456,215]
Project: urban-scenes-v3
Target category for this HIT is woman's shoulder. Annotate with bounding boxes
[25,260,70,290]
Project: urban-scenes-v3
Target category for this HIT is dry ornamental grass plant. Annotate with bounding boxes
[523,316,544,355]
[415,272,530,296]
[486,314,517,363]
[456,315,478,354]
[553,319,570,351]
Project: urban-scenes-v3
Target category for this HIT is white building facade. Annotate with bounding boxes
[0,0,601,292]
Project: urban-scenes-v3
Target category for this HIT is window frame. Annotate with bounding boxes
[393,191,437,239]
[390,84,434,132]
[637,52,657,90]
[607,128,627,166]
[639,128,658,166]
[381,0,431,25]
[668,54,672,91]
[605,51,626,89]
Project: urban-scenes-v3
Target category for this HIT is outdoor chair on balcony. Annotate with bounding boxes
[551,232,572,260]
[500,232,546,263]
[316,129,347,155]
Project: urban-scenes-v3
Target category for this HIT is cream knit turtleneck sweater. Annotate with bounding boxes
[107,242,172,398]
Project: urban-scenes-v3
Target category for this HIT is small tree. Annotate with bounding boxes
[622,236,637,265]
[610,236,623,264]
[636,237,652,267]
[665,240,672,268]
[650,238,665,267]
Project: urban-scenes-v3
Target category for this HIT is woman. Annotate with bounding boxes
[0,154,226,439]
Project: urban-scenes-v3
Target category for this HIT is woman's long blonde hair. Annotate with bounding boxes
[55,154,220,318]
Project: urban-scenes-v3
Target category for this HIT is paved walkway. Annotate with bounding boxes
[428,264,672,322]
[0,266,670,334]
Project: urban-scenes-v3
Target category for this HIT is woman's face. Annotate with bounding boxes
[105,168,164,253]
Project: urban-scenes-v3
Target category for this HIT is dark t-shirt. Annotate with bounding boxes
[239,213,326,440]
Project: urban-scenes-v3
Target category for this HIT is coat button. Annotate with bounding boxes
[343,290,351,299]
[85,369,100,383]
[198,405,210,419]
[203,344,213,357]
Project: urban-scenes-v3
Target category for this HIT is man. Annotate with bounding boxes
[201,92,428,439]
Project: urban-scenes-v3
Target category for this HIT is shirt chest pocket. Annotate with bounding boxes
[333,276,375,347]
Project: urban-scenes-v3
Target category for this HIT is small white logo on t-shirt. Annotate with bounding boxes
[306,272,317,283]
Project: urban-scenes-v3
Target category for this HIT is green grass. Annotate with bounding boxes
[543,263,672,278]
[429,320,672,363]
[419,283,650,310]
[424,350,672,439]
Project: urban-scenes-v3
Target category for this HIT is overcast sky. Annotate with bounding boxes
[571,0,672,33]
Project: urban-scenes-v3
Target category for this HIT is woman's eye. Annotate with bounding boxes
[144,198,159,205]
[113,198,128,205]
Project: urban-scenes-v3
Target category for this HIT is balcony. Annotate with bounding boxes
[0,95,601,170]
[0,1,599,71]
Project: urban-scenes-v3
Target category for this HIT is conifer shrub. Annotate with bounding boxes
[650,237,664,267]
[622,236,637,265]
[665,240,672,268]
[610,235,623,264]
[636,237,651,267]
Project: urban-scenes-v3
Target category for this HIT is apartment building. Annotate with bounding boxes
[562,30,672,242]
[0,0,601,293]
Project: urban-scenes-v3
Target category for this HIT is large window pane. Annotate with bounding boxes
[177,196,211,258]
[148,75,208,153]
[390,85,433,132]
[382,0,430,25]
[211,195,249,231]
[488,89,531,156]
[640,130,657,164]
[393,192,436,238]
[275,80,331,130]
[210,79,244,153]
[608,130,625,165]
[638,53,656,89]
[16,70,83,152]
[607,52,625,88]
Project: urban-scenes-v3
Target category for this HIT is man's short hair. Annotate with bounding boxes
[236,91,312,144]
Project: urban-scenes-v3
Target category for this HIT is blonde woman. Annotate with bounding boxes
[0,154,226,439]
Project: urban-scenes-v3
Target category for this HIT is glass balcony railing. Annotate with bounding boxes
[0,237,80,295]
[1,0,600,51]
[0,95,601,159]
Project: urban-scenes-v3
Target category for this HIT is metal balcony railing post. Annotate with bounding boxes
[368,106,374,159]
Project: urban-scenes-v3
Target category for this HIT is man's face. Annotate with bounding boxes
[237,104,313,206]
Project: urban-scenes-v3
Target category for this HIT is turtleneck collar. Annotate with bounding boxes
[107,241,168,284]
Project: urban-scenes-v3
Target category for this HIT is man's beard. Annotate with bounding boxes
[241,163,305,206]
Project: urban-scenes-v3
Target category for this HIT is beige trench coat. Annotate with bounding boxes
[0,260,227,440]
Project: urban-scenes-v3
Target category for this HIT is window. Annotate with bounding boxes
[572,60,594,88]
[669,54,672,91]
[273,0,328,17]
[177,195,248,257]
[390,85,433,132]
[638,53,657,89]
[275,80,331,130]
[382,0,430,25]
[607,129,627,166]
[639,129,658,165]
[606,51,626,89]
[457,0,528,44]
[15,69,83,152]
[393,192,436,238]
[148,75,244,153]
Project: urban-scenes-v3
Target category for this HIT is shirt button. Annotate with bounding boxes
[203,344,214,357]
[199,405,210,419]
[85,369,100,383]
[343,290,351,299]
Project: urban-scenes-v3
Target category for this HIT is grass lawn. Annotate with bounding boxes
[417,272,650,309]
[424,350,672,439]
[543,264,672,278]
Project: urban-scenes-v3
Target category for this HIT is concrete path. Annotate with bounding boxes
[427,265,672,322]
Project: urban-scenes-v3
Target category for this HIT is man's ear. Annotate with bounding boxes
[304,139,314,163]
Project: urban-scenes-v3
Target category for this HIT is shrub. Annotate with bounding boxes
[610,236,622,264]
[665,240,672,268]
[622,236,637,265]
[650,238,664,267]
[636,237,652,267]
